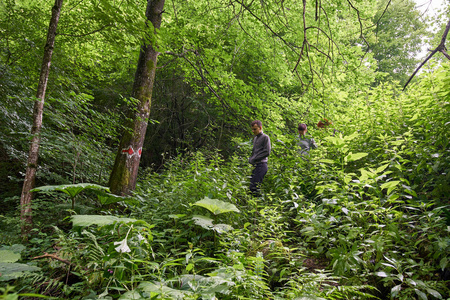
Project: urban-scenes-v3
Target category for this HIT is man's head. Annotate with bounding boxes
[298,123,307,135]
[251,120,263,135]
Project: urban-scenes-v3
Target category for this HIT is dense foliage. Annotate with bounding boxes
[1,0,449,299]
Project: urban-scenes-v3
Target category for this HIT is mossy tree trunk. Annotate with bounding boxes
[109,0,165,196]
[20,0,64,238]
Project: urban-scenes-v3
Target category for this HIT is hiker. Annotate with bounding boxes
[248,120,271,195]
[297,123,317,155]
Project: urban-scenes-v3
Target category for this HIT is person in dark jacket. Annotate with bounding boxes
[248,120,271,195]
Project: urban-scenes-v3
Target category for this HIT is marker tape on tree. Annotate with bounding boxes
[121,146,142,158]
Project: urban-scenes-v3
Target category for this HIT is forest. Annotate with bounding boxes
[0,0,449,299]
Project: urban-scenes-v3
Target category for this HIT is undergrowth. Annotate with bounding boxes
[1,65,450,299]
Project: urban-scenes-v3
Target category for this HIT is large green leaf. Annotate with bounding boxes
[192,197,240,215]
[0,250,21,263]
[0,244,26,255]
[0,262,41,281]
[71,215,136,227]
[32,183,110,198]
[192,215,233,233]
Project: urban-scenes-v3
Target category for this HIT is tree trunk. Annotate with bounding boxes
[20,0,64,238]
[109,0,166,195]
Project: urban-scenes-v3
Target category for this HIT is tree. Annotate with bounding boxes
[20,0,64,237]
[109,0,166,196]
[370,0,428,85]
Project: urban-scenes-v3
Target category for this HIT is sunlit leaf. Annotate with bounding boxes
[380,180,400,195]
[345,152,368,162]
[320,159,335,164]
[192,197,240,215]
[0,250,21,263]
[391,284,401,297]
[414,288,428,300]
[192,215,214,230]
[375,271,389,277]
[376,163,390,174]
[72,215,136,227]
[426,288,442,299]
[32,183,109,198]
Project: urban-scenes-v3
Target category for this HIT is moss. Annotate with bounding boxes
[146,59,155,71]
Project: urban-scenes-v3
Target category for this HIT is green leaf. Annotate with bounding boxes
[380,180,401,195]
[0,250,21,263]
[168,214,187,219]
[186,263,194,271]
[192,197,240,215]
[374,271,389,277]
[426,288,442,299]
[440,257,448,271]
[118,290,142,300]
[376,163,390,174]
[32,183,110,198]
[0,244,26,254]
[95,191,129,205]
[320,159,335,164]
[212,223,233,233]
[71,215,136,227]
[391,284,402,297]
[414,289,428,300]
[0,262,41,281]
[345,152,368,162]
[192,215,233,233]
[137,281,192,298]
[192,215,214,230]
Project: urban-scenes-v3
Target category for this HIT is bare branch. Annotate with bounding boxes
[441,48,450,60]
[403,18,450,90]
[234,0,299,54]
[33,252,73,266]
[165,50,247,126]
[293,0,308,72]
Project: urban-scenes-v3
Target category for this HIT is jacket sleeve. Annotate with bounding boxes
[310,138,318,149]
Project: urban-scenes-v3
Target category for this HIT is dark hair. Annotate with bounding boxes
[298,123,307,131]
[251,120,262,127]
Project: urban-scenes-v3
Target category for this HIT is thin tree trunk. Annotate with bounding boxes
[109,0,166,195]
[20,0,64,237]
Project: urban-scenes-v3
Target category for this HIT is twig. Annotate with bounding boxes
[33,252,73,266]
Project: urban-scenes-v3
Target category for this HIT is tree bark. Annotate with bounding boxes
[20,0,64,238]
[109,0,166,195]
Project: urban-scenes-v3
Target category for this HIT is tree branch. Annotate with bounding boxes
[403,18,450,90]
[33,252,73,266]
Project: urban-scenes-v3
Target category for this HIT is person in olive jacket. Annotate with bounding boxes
[248,120,271,195]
